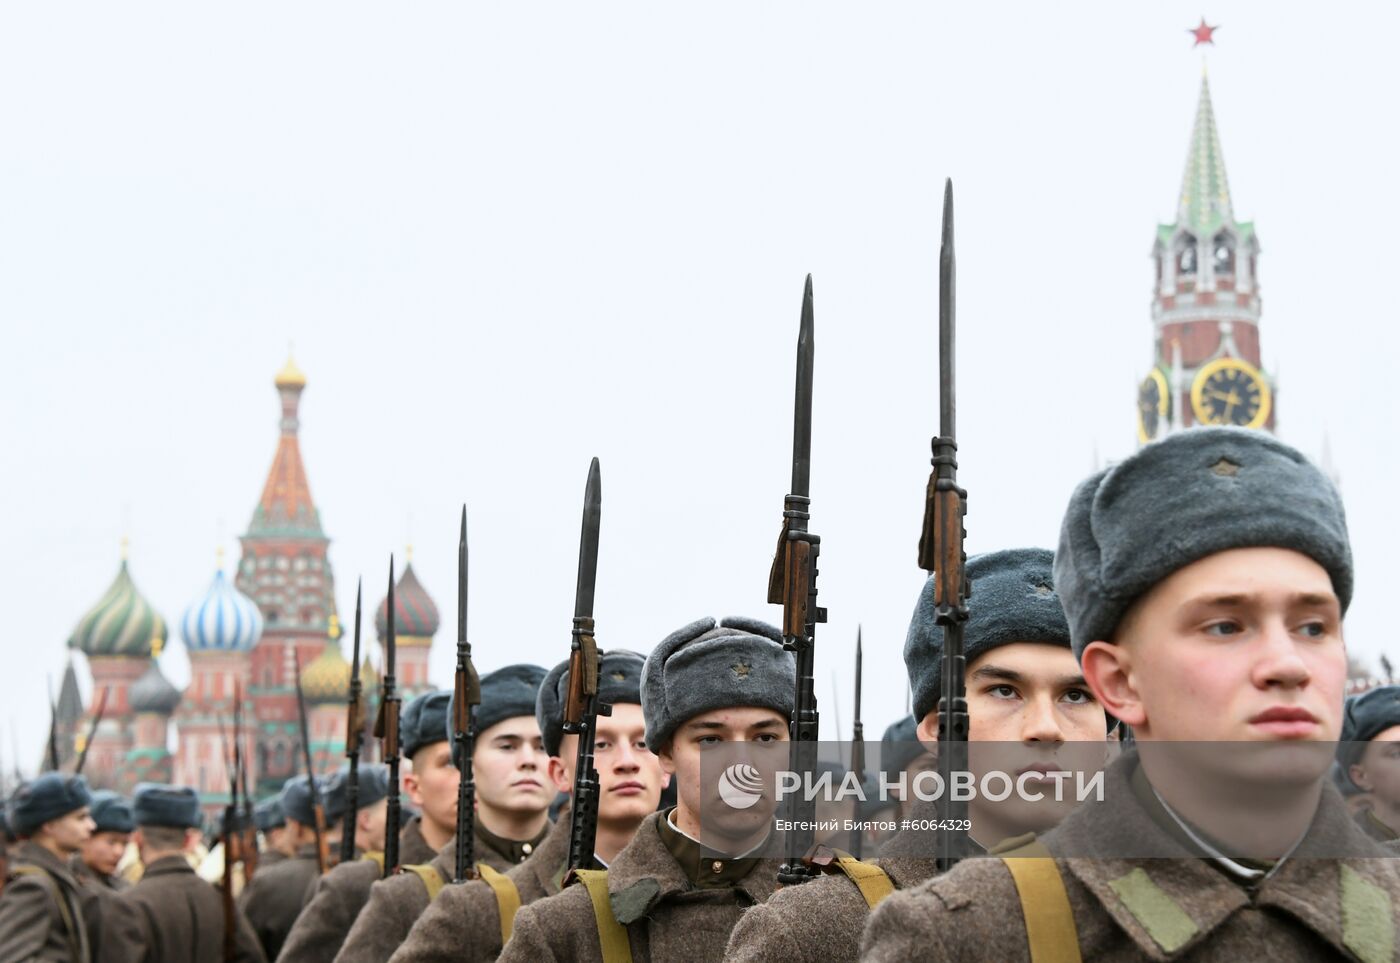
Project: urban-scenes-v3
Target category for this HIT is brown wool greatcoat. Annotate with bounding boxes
[860,757,1400,963]
[498,812,782,963]
[0,841,92,963]
[119,854,266,963]
[275,817,436,963]
[332,819,539,963]
[238,843,324,961]
[387,812,574,963]
[723,826,937,963]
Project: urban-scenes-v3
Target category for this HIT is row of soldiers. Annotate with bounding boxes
[4,424,1400,961]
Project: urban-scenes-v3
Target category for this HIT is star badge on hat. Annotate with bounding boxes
[731,661,752,679]
[1211,457,1241,477]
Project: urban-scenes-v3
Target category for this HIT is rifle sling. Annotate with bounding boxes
[477,864,521,945]
[573,869,633,963]
[997,838,1082,963]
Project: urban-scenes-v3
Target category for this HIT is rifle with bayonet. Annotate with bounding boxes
[217,711,239,963]
[452,508,481,882]
[293,652,330,875]
[563,458,607,873]
[45,679,60,772]
[234,681,258,882]
[374,557,403,877]
[342,592,364,866]
[73,687,108,776]
[918,179,971,872]
[768,275,827,887]
[850,629,866,858]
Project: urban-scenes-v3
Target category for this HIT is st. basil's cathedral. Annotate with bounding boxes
[56,356,442,819]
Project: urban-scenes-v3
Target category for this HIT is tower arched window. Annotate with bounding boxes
[1176,234,1197,275]
[1213,233,1235,275]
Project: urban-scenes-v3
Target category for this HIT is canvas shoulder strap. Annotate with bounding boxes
[828,855,896,908]
[476,864,521,945]
[572,869,633,963]
[996,837,1082,963]
[361,851,386,874]
[400,863,446,902]
[11,865,84,960]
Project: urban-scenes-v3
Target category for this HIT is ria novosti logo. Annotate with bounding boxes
[716,763,765,810]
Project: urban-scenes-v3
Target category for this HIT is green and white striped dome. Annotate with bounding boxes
[68,559,167,658]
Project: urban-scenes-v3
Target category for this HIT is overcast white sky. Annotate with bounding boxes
[3,2,1397,777]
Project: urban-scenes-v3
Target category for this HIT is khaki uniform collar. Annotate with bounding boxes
[477,817,549,865]
[1361,808,1400,842]
[141,854,194,877]
[602,811,781,925]
[1044,751,1394,961]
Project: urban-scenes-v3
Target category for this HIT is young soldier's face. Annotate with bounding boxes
[356,798,389,852]
[42,808,94,855]
[917,643,1108,844]
[1350,725,1400,807]
[551,704,668,827]
[82,830,129,876]
[660,706,788,848]
[406,740,459,834]
[473,715,552,815]
[1082,547,1346,744]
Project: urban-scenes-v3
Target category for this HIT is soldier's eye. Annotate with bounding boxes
[1061,688,1093,705]
[1204,621,1242,637]
[988,685,1019,700]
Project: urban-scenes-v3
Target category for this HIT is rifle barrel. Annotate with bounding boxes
[453,507,480,882]
[293,652,328,874]
[564,459,606,873]
[772,276,825,887]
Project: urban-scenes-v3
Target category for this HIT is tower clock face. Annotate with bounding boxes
[1190,358,1271,429]
[1137,368,1170,443]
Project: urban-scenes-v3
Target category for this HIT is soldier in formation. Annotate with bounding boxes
[118,783,264,962]
[861,426,1400,960]
[498,616,793,962]
[279,697,441,962]
[388,648,664,963]
[73,791,132,891]
[333,664,556,963]
[725,546,1111,962]
[1340,685,1400,842]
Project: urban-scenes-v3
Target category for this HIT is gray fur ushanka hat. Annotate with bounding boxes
[1338,685,1400,784]
[133,783,202,829]
[905,547,1071,721]
[641,616,794,753]
[446,664,548,743]
[1055,426,1352,655]
[536,650,646,757]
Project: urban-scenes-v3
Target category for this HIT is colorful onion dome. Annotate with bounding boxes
[181,570,264,653]
[68,559,167,658]
[375,561,440,646]
[275,353,307,389]
[130,659,182,716]
[302,642,351,703]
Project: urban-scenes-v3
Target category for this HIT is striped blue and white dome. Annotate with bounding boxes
[181,570,263,653]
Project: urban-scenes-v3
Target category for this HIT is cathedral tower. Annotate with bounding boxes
[237,356,339,793]
[1139,72,1275,442]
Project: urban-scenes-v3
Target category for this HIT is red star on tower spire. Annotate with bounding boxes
[1189,17,1219,47]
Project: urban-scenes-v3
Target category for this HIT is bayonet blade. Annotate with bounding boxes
[386,556,396,677]
[854,627,863,724]
[940,178,956,440]
[791,274,814,497]
[350,581,362,684]
[573,458,602,619]
[458,507,468,649]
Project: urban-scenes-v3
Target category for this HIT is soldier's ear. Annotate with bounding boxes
[546,756,572,795]
[657,739,678,776]
[1080,641,1147,729]
[1349,763,1373,793]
